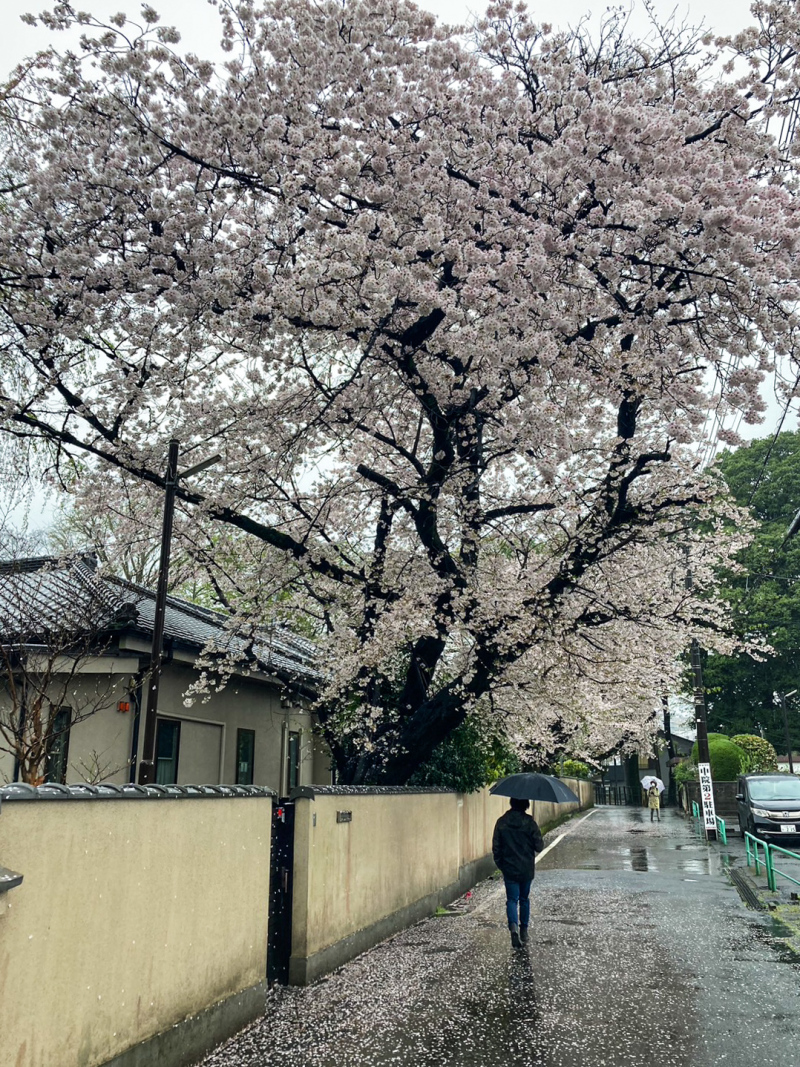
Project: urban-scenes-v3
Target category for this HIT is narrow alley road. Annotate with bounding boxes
[198,806,800,1067]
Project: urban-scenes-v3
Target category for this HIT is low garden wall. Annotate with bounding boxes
[0,783,274,1067]
[681,780,740,821]
[287,778,593,984]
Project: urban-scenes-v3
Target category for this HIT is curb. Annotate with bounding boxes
[726,862,800,954]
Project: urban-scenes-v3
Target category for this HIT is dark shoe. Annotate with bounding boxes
[520,926,529,944]
[510,925,522,949]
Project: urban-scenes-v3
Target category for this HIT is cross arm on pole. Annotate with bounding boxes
[178,453,223,480]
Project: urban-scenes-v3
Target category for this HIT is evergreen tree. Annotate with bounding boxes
[702,432,800,755]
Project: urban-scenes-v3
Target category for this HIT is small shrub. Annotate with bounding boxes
[559,759,592,779]
[731,734,779,774]
[673,759,697,787]
[691,736,749,780]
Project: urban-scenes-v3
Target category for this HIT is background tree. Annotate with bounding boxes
[47,487,213,599]
[671,733,778,786]
[730,733,779,773]
[673,758,698,789]
[2,0,800,781]
[555,759,592,780]
[701,432,800,754]
[691,733,749,781]
[408,719,520,793]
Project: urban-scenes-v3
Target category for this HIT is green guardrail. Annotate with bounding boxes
[745,830,771,883]
[744,832,800,892]
[689,802,725,841]
[766,842,800,893]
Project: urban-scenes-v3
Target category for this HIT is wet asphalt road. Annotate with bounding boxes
[198,806,800,1067]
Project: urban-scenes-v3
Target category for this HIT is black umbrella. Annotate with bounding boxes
[490,772,580,804]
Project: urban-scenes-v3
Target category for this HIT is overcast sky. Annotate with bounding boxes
[0,0,758,76]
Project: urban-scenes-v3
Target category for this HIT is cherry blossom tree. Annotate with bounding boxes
[0,0,798,782]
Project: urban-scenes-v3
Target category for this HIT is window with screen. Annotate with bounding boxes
[46,706,72,784]
[236,728,255,785]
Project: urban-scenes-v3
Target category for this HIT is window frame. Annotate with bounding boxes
[46,705,72,784]
[286,729,301,792]
[236,728,255,786]
[154,716,181,785]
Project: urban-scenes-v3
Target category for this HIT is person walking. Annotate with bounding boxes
[492,798,544,949]
[648,782,661,822]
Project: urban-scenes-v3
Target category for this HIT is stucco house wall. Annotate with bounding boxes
[0,663,321,791]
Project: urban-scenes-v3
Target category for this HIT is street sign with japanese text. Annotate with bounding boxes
[698,761,717,833]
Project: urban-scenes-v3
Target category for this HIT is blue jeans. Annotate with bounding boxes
[504,877,532,929]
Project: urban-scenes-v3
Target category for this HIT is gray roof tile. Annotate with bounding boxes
[0,554,319,686]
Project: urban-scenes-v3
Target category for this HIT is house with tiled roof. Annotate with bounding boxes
[0,552,331,791]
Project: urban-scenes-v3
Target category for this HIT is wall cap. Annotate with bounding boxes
[0,782,276,802]
[289,781,588,799]
[290,785,454,799]
[0,866,23,894]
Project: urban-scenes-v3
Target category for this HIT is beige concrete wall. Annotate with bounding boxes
[291,780,593,976]
[458,779,591,872]
[292,793,461,961]
[528,777,594,831]
[0,795,272,1067]
[459,789,509,868]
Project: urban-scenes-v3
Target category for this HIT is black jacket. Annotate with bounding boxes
[492,809,545,882]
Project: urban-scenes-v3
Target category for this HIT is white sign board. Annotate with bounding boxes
[698,761,717,833]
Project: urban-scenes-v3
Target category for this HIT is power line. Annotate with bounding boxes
[747,374,800,506]
[741,571,800,584]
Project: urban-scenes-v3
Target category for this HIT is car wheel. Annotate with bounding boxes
[747,819,757,839]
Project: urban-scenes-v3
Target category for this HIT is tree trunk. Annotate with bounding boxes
[327,682,471,785]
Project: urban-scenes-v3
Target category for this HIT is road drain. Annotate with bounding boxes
[726,865,766,910]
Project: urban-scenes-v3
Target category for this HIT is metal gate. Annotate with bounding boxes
[267,800,295,985]
[594,783,633,806]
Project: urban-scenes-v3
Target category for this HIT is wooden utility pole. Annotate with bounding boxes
[690,639,717,841]
[685,545,717,840]
[138,439,180,786]
[137,441,221,785]
[662,692,677,807]
[778,690,797,774]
